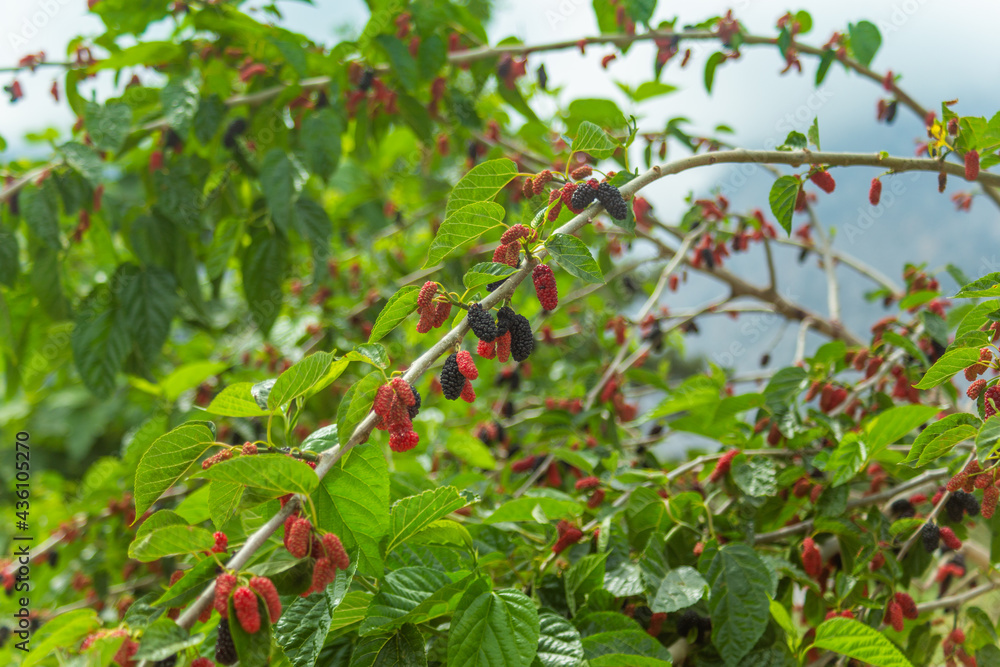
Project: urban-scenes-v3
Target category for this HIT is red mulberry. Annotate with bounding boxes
[309,557,337,594]
[501,224,532,244]
[571,165,593,180]
[322,533,351,570]
[233,586,261,634]
[552,520,584,553]
[983,486,999,518]
[802,537,822,579]
[939,526,962,550]
[249,576,282,623]
[894,592,918,620]
[809,169,836,194]
[477,339,496,359]
[587,488,605,508]
[286,517,313,558]
[965,150,980,180]
[211,532,228,553]
[373,384,394,418]
[869,178,882,205]
[708,449,739,482]
[885,599,904,632]
[456,350,478,380]
[575,476,600,491]
[440,352,465,400]
[511,456,536,472]
[192,659,215,667]
[418,281,438,312]
[391,377,416,406]
[969,379,987,399]
[532,264,558,311]
[214,573,237,618]
[493,242,520,267]
[460,380,476,402]
[389,427,419,452]
[986,386,1000,418]
[241,442,257,456]
[430,300,452,328]
[496,332,512,363]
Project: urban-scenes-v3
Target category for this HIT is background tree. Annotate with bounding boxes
[2,2,1000,667]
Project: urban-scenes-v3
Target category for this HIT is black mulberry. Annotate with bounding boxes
[944,494,964,523]
[222,118,248,150]
[570,180,599,210]
[889,498,916,520]
[495,305,516,338]
[508,313,534,362]
[440,353,465,400]
[957,489,980,517]
[153,656,178,667]
[215,619,238,665]
[920,521,940,553]
[596,182,628,220]
[467,303,498,342]
[407,381,422,420]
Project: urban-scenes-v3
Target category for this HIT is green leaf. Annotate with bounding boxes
[197,455,318,496]
[448,584,540,667]
[31,245,69,320]
[484,496,582,524]
[582,629,672,664]
[374,34,418,92]
[904,413,980,466]
[22,184,60,250]
[977,417,1000,465]
[351,623,427,667]
[118,264,178,369]
[369,286,420,343]
[625,486,668,552]
[651,566,707,613]
[387,487,467,555]
[565,554,607,615]
[85,101,132,153]
[92,41,185,70]
[312,444,389,576]
[571,121,619,159]
[153,556,220,608]
[72,285,131,397]
[241,228,289,336]
[848,21,882,68]
[731,456,777,498]
[134,421,217,517]
[269,351,338,410]
[347,343,389,369]
[445,431,497,468]
[293,197,333,249]
[425,202,506,267]
[206,382,271,417]
[133,618,203,660]
[768,176,799,235]
[128,524,215,561]
[337,371,384,448]
[161,71,201,136]
[812,617,912,667]
[820,433,867,487]
[865,405,939,453]
[704,52,727,93]
[360,567,453,636]
[445,159,518,217]
[21,609,101,667]
[60,141,104,184]
[193,94,226,144]
[274,583,347,667]
[954,273,1000,299]
[0,227,18,286]
[707,544,771,667]
[546,234,604,284]
[463,262,518,290]
[536,612,585,667]
[808,117,821,150]
[914,347,980,389]
[261,149,300,234]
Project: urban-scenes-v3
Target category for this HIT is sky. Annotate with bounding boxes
[3,0,999,376]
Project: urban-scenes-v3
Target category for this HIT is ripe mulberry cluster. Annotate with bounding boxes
[321,533,351,570]
[552,520,583,554]
[211,531,228,554]
[501,224,532,245]
[496,307,533,362]
[233,586,261,634]
[801,537,822,579]
[215,619,238,665]
[596,182,629,220]
[373,377,421,452]
[415,281,452,333]
[467,303,498,341]
[440,353,467,400]
[307,557,338,595]
[921,522,940,553]
[532,264,558,311]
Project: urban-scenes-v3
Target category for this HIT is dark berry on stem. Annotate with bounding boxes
[440,353,466,400]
